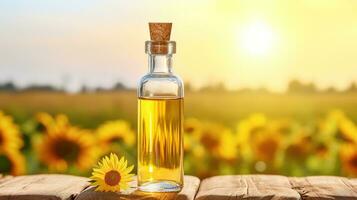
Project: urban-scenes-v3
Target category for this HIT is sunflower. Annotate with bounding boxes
[340,143,357,176]
[36,112,54,131]
[90,153,134,192]
[96,120,135,148]
[218,130,239,161]
[0,149,26,175]
[184,129,206,159]
[183,119,203,154]
[236,113,267,145]
[198,123,225,153]
[251,130,282,162]
[36,112,70,131]
[285,134,313,160]
[0,111,23,151]
[184,118,202,135]
[318,110,357,143]
[235,114,269,162]
[36,125,97,172]
[315,141,330,158]
[338,118,357,143]
[184,133,193,152]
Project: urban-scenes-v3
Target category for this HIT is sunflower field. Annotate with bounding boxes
[1,108,357,178]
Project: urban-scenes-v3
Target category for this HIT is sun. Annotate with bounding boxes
[239,21,276,56]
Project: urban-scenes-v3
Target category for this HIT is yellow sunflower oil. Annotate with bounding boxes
[138,98,183,191]
[137,23,184,192]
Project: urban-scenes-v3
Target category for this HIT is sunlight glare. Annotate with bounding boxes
[239,21,276,56]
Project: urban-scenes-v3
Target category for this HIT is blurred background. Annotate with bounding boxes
[0,0,357,178]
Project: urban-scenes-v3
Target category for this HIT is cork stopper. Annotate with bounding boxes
[149,23,172,41]
[146,22,175,54]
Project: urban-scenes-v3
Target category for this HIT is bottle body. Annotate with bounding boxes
[137,53,184,192]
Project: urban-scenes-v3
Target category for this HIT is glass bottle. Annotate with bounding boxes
[137,23,184,192]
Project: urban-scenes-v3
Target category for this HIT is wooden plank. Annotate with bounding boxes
[289,176,357,200]
[195,175,301,200]
[0,175,12,185]
[0,174,90,200]
[2,174,357,200]
[349,178,357,190]
[75,176,200,200]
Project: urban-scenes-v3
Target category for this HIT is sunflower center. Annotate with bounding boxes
[200,132,219,149]
[349,154,357,168]
[37,122,47,132]
[109,135,124,143]
[0,154,12,173]
[184,126,195,134]
[257,138,279,160]
[53,139,80,163]
[104,170,121,186]
[0,130,4,145]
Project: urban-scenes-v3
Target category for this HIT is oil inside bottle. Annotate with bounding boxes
[138,97,183,192]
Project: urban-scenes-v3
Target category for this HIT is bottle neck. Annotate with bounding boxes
[148,54,173,73]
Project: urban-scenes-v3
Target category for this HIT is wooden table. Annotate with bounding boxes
[0,174,357,200]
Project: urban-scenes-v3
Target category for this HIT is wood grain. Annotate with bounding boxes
[289,176,357,200]
[75,176,200,200]
[195,175,301,200]
[2,174,357,200]
[0,174,90,200]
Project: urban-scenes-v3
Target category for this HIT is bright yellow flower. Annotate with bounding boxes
[235,114,269,161]
[285,134,313,160]
[340,143,357,176]
[198,123,224,152]
[91,153,134,192]
[218,130,239,161]
[184,118,202,135]
[96,120,135,148]
[236,113,267,144]
[36,125,97,172]
[192,144,206,158]
[318,110,356,142]
[0,149,26,175]
[184,118,204,154]
[36,112,70,131]
[251,130,282,162]
[184,132,205,158]
[314,140,335,159]
[183,133,192,152]
[36,112,54,130]
[0,111,23,151]
[187,136,206,158]
[338,118,357,143]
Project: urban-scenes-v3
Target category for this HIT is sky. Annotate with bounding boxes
[0,0,356,92]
